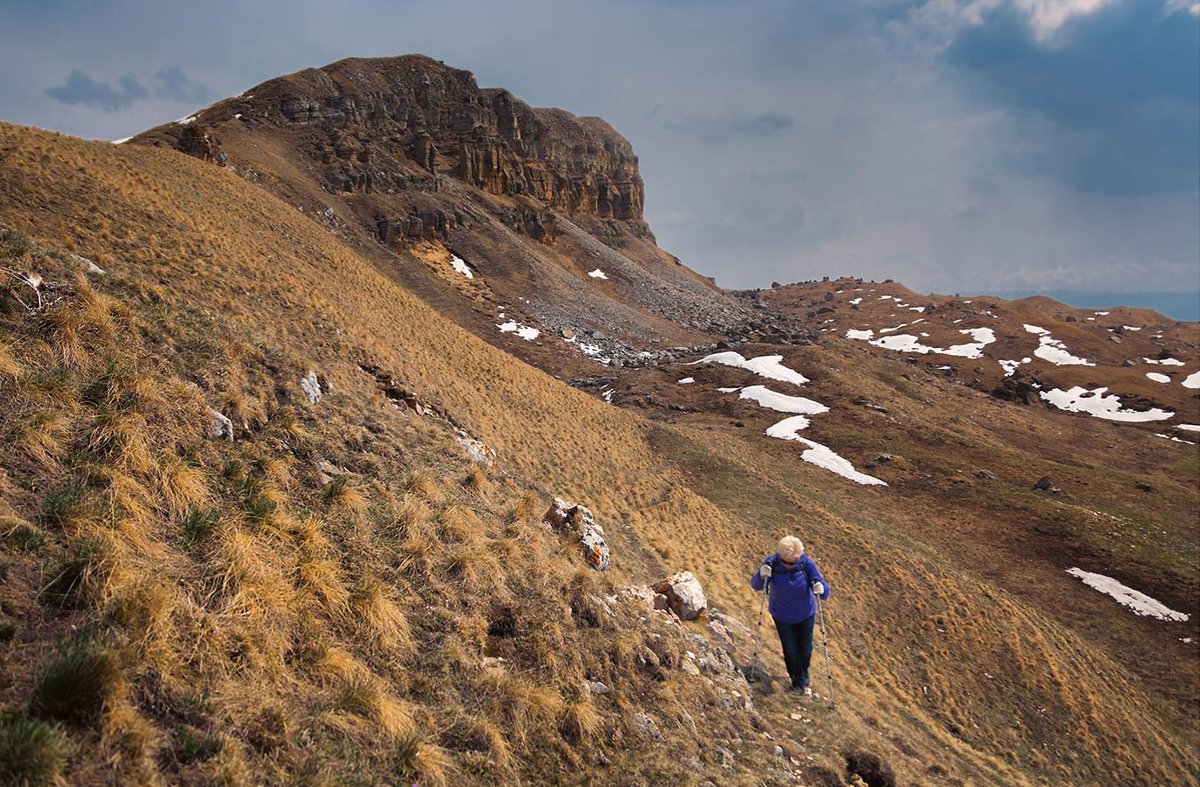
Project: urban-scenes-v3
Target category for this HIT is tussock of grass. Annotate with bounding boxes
[9,410,70,468]
[392,734,457,787]
[333,674,414,739]
[156,454,208,519]
[0,710,69,787]
[31,638,121,726]
[0,342,21,381]
[321,475,367,514]
[349,575,413,656]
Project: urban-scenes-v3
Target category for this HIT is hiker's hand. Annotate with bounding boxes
[759,564,773,579]
[812,582,824,596]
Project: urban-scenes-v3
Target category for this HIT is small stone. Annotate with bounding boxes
[208,408,234,441]
[774,745,785,757]
[976,469,997,480]
[300,370,323,404]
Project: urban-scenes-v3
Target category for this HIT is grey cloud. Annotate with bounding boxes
[44,69,147,111]
[664,112,795,144]
[151,66,217,103]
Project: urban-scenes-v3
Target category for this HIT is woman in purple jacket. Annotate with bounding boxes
[749,535,830,696]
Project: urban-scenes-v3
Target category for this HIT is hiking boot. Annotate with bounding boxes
[803,686,813,697]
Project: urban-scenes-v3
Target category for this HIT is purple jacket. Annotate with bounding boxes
[749,553,830,624]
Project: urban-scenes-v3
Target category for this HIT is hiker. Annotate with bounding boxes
[749,535,830,696]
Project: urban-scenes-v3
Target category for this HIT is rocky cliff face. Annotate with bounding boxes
[180,56,648,234]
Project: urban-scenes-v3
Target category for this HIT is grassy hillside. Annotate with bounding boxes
[0,123,1196,785]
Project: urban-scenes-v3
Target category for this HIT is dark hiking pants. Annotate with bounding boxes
[774,615,815,689]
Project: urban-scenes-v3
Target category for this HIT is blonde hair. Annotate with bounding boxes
[777,536,804,560]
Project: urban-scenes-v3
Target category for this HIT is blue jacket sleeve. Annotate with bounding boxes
[808,557,831,600]
[749,555,772,591]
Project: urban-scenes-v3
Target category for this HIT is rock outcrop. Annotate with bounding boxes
[544,497,610,570]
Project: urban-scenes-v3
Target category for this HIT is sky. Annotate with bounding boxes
[0,0,1197,307]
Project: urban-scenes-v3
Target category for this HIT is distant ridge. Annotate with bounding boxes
[990,290,1200,322]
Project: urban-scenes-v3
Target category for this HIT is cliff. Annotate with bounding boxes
[137,55,649,234]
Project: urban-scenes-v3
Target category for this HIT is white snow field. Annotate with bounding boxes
[496,320,539,341]
[1182,372,1200,389]
[587,269,608,279]
[846,326,995,359]
[1066,568,1189,622]
[1144,357,1185,366]
[692,352,809,386]
[1176,424,1200,433]
[1023,325,1094,366]
[1146,372,1171,384]
[1040,387,1174,422]
[450,254,473,279]
[677,377,695,384]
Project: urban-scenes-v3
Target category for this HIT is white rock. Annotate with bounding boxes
[653,571,708,620]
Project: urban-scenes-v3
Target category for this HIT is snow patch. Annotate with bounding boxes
[1024,325,1094,366]
[764,427,887,486]
[588,269,608,279]
[1144,357,1185,366]
[497,320,539,341]
[1122,325,1141,331]
[111,136,131,145]
[1154,433,1195,445]
[848,297,862,305]
[1067,568,1189,622]
[845,329,874,340]
[1040,387,1174,422]
[737,385,829,415]
[677,377,695,385]
[1183,372,1200,389]
[717,387,741,393]
[1176,424,1200,433]
[176,115,197,125]
[692,352,809,386]
[849,327,995,359]
[1145,372,1170,384]
[450,254,473,279]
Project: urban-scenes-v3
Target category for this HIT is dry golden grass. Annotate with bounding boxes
[0,123,1192,786]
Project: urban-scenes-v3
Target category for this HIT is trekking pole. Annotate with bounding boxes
[816,595,835,709]
[748,580,771,682]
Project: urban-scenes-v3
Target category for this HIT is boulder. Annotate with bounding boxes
[1032,476,1053,491]
[652,571,707,620]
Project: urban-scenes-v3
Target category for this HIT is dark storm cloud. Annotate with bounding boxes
[45,69,148,111]
[664,112,795,144]
[44,65,216,112]
[151,67,218,104]
[944,2,1200,196]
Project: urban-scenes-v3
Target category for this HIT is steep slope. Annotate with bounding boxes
[1,82,1197,787]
